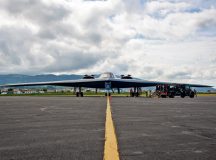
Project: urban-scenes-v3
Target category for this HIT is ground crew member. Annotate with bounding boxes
[194,89,197,97]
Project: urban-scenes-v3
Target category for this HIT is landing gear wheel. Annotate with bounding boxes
[76,92,79,97]
[105,93,111,96]
[80,92,83,97]
[130,92,134,97]
[134,93,139,97]
[76,92,83,97]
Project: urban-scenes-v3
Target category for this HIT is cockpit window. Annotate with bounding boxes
[99,72,115,79]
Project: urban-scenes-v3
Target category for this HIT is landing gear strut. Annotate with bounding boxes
[130,87,140,97]
[117,88,120,94]
[76,87,83,97]
[105,92,111,96]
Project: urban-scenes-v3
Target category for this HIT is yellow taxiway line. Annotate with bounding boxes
[103,96,120,160]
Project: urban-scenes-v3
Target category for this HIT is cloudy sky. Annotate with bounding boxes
[0,0,215,86]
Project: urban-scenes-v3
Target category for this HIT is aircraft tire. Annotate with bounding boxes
[76,92,79,97]
[135,93,139,97]
[80,92,84,97]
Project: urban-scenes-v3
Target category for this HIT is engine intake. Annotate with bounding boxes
[121,74,133,79]
[83,75,95,79]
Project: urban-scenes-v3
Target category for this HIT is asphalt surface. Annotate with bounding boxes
[0,96,216,160]
[0,97,106,160]
[112,97,216,160]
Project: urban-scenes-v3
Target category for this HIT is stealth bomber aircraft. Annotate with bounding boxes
[0,72,211,98]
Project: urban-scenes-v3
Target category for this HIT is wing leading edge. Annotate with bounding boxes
[0,78,211,89]
[109,79,211,88]
[0,79,107,88]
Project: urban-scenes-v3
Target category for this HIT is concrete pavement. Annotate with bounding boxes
[112,97,216,160]
[0,97,106,160]
[0,96,216,160]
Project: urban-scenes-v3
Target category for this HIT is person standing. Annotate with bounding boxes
[194,89,197,97]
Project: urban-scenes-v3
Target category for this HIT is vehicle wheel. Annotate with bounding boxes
[169,95,174,98]
[161,95,167,98]
[181,92,185,98]
[105,93,107,96]
[108,93,111,96]
[189,92,194,98]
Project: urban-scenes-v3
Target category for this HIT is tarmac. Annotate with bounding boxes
[0,96,216,160]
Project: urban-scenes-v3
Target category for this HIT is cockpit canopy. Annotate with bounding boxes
[99,72,115,79]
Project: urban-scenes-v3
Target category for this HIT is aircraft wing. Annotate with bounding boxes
[109,79,212,88]
[0,79,108,88]
[0,78,211,89]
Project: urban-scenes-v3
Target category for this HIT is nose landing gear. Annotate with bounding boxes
[129,87,141,97]
[105,92,111,96]
[76,92,83,97]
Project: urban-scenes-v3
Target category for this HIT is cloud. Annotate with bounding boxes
[211,57,216,63]
[0,0,70,24]
[144,1,191,17]
[0,26,34,65]
[0,0,215,86]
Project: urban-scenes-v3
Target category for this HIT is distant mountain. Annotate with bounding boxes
[193,87,216,92]
[0,74,83,85]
